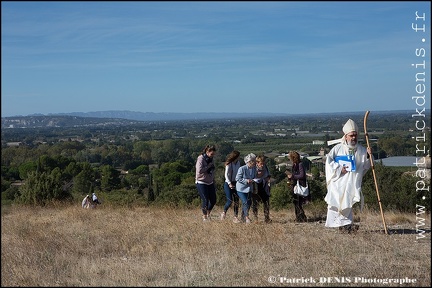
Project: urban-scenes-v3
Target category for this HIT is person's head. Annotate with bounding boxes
[225,150,240,165]
[343,119,358,148]
[289,151,300,164]
[256,155,266,169]
[202,145,217,158]
[244,153,256,168]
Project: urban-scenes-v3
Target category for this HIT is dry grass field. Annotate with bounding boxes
[1,204,430,287]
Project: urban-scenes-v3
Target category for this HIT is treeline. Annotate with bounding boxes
[1,136,429,213]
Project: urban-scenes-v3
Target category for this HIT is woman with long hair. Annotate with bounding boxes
[286,151,309,222]
[195,144,217,221]
[220,150,241,223]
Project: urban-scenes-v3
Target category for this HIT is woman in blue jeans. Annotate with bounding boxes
[235,153,257,224]
[220,150,241,223]
[195,144,217,221]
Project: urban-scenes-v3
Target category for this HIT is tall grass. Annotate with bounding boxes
[1,204,430,287]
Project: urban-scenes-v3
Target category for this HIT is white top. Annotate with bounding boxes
[224,160,240,184]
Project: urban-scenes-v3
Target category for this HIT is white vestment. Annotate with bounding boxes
[324,143,371,227]
[82,196,90,209]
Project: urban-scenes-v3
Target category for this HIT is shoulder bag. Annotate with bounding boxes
[294,181,309,197]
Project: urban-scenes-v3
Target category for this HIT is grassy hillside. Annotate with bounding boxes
[1,205,430,287]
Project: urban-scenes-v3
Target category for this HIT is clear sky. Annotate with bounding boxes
[1,1,430,117]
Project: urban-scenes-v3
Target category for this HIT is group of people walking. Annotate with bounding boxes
[195,144,306,224]
[226,152,273,224]
[195,118,373,232]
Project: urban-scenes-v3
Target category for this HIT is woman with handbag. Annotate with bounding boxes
[286,151,310,222]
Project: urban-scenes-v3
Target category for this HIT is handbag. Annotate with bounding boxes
[294,181,309,197]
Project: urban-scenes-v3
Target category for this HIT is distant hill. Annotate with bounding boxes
[1,111,291,129]
[1,109,428,129]
[1,115,138,129]
[1,111,289,129]
[9,109,421,121]
[51,110,290,121]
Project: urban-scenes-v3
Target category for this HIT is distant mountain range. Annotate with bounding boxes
[1,109,427,129]
[50,110,290,121]
[8,109,419,121]
[1,110,290,129]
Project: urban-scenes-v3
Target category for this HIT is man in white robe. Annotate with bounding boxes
[324,119,372,232]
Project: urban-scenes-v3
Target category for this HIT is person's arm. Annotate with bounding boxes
[224,164,232,184]
[235,166,243,183]
[362,146,372,172]
[326,145,346,178]
[235,166,248,184]
[196,155,206,174]
[365,146,373,167]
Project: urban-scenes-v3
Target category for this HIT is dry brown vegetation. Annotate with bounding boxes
[1,204,430,287]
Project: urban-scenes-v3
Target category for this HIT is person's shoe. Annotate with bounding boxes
[295,216,307,223]
[202,215,208,222]
[265,218,272,224]
[220,211,226,220]
[350,224,359,233]
[245,217,251,224]
[339,224,356,233]
[233,216,241,224]
[339,225,348,232]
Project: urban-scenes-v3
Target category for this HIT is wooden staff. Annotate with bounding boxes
[364,111,388,235]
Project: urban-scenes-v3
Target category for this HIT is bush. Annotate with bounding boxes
[18,171,72,205]
[270,182,291,210]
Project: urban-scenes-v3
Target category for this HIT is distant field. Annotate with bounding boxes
[1,205,430,287]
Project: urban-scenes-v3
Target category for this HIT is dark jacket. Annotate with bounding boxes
[291,162,306,187]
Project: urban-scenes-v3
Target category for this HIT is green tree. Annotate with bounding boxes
[73,162,95,195]
[361,163,430,212]
[18,161,37,179]
[270,182,291,210]
[100,164,120,192]
[217,142,235,161]
[311,166,320,180]
[152,161,194,191]
[130,165,149,175]
[18,170,68,205]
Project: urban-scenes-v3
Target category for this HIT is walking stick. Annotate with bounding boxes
[364,111,388,235]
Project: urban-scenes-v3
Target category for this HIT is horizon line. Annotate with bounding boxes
[3,108,427,118]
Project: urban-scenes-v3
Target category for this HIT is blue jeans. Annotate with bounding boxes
[223,182,239,217]
[196,183,216,216]
[237,191,251,218]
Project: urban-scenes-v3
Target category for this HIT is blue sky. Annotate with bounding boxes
[1,1,430,117]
